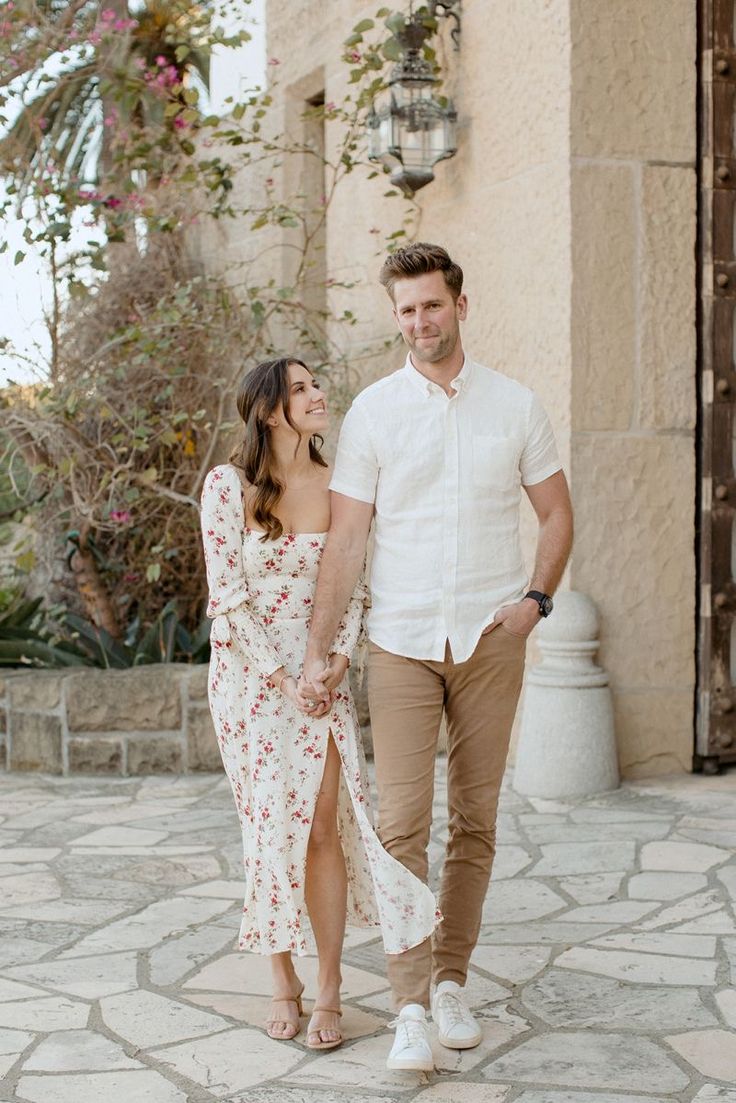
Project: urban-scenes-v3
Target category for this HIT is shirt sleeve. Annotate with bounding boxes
[520,393,562,486]
[200,465,283,679]
[330,570,371,658]
[328,401,379,504]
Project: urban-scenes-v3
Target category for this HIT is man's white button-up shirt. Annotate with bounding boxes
[330,355,562,663]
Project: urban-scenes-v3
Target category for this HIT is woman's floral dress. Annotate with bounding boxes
[201,463,440,956]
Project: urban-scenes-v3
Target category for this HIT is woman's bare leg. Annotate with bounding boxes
[305,735,347,1043]
[267,951,303,1039]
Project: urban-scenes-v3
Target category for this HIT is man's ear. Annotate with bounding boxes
[456,293,468,321]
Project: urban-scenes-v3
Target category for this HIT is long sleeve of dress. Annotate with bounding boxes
[330,571,370,659]
[200,465,283,679]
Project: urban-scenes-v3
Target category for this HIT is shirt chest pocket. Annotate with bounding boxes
[472,435,518,490]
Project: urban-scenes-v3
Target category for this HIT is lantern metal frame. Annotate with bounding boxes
[367,2,461,197]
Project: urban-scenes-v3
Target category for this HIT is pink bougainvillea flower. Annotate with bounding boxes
[268,57,281,65]
[173,115,188,129]
[110,510,131,524]
[134,56,146,69]
[103,196,122,209]
[155,54,167,66]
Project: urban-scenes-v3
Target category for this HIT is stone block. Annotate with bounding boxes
[462,0,570,185]
[66,667,183,732]
[572,162,636,430]
[8,672,64,710]
[571,0,695,162]
[449,161,572,435]
[9,713,62,773]
[68,738,123,775]
[0,707,6,734]
[127,736,183,775]
[187,709,221,772]
[639,165,697,431]
[571,433,695,691]
[186,664,209,702]
[613,689,693,778]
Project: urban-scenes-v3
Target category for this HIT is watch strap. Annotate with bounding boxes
[524,590,553,616]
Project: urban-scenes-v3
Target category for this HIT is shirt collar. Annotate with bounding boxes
[402,353,474,397]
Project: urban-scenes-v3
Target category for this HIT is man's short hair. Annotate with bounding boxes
[379,242,464,301]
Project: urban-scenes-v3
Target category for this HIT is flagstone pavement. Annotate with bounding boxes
[0,759,735,1103]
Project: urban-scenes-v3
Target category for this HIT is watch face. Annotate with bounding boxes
[541,596,554,617]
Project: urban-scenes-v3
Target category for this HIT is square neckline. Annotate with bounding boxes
[244,526,328,538]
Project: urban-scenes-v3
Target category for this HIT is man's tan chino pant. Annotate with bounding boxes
[367,627,527,1010]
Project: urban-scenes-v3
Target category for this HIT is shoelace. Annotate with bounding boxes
[389,1017,428,1049]
[435,991,471,1027]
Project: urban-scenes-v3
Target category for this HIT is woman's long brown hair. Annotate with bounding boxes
[229,357,327,541]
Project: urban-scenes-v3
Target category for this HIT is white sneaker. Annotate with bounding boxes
[431,980,482,1049]
[386,1003,434,1071]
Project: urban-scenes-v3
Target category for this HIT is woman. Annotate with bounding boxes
[200,357,439,1051]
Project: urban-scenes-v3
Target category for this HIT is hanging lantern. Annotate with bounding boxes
[367,5,459,197]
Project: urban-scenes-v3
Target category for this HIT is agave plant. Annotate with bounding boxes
[0,592,210,668]
[0,593,89,667]
[64,599,210,667]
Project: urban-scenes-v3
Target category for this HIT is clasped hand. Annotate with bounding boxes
[294,653,350,718]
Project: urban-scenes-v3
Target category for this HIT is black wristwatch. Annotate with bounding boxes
[524,590,554,617]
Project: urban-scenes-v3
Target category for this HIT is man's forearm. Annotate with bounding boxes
[529,505,573,595]
[305,535,364,662]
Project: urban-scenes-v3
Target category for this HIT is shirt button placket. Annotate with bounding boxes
[442,394,460,653]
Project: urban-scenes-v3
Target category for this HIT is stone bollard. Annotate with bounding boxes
[513,591,619,798]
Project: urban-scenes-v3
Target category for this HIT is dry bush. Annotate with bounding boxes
[4,234,248,634]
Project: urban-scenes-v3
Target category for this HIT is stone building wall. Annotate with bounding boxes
[193,0,698,778]
[0,667,221,775]
[567,1,697,776]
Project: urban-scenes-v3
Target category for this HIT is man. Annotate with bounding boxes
[301,242,573,1071]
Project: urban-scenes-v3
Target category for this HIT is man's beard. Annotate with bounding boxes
[408,327,459,363]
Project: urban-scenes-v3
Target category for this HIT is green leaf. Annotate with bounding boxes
[46,221,71,238]
[385,12,407,36]
[13,250,25,265]
[382,37,404,61]
[175,44,190,62]
[146,563,161,583]
[352,18,374,32]
[232,103,246,121]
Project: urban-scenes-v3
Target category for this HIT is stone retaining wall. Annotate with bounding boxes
[0,665,220,775]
